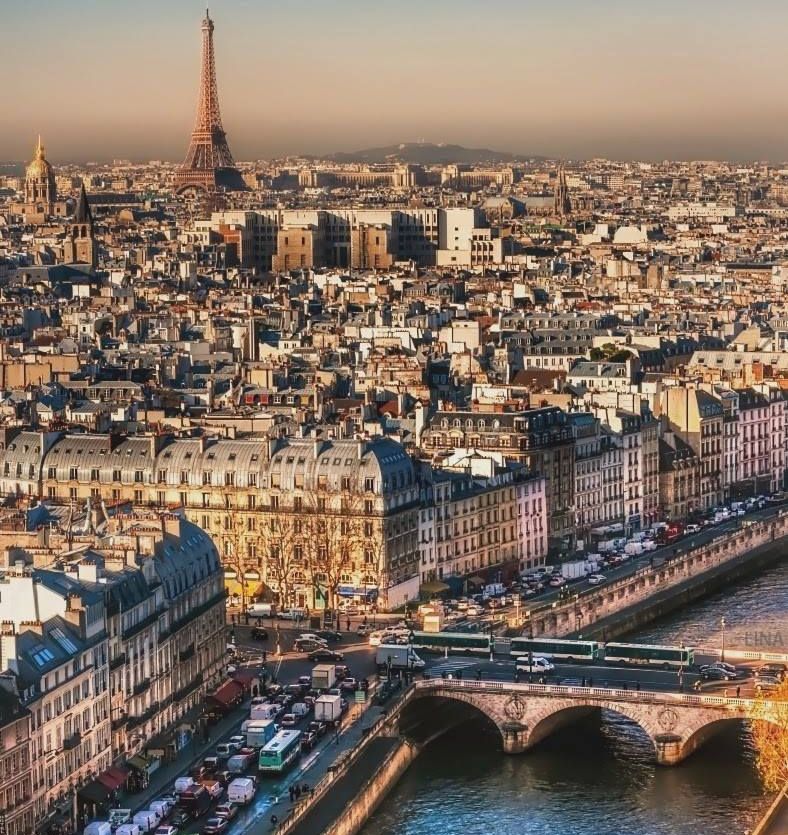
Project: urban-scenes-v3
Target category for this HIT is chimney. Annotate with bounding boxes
[77,561,99,583]
[0,623,17,674]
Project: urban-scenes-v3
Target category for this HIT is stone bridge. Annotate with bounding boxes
[395,679,781,765]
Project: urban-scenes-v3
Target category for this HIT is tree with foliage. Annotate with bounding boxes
[751,677,788,791]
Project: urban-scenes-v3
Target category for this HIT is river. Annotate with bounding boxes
[363,559,788,835]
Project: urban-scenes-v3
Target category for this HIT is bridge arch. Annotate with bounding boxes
[398,691,507,749]
[525,700,658,758]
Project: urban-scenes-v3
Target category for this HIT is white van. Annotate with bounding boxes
[515,656,555,673]
[132,811,159,833]
[115,825,142,835]
[227,776,257,805]
[292,701,309,719]
[84,823,112,835]
[250,702,278,721]
[247,602,274,618]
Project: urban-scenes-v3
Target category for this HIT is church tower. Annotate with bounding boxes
[553,163,572,218]
[24,136,57,214]
[63,183,97,268]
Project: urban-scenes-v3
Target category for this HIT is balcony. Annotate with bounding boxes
[178,644,195,663]
[63,731,81,751]
[109,652,127,671]
[132,678,151,697]
[173,672,203,704]
[122,610,164,641]
[111,716,128,732]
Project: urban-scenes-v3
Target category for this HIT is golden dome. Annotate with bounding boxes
[26,135,53,180]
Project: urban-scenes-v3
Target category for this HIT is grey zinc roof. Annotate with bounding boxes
[156,438,268,489]
[46,434,155,485]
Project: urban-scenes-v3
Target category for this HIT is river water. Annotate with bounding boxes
[363,559,788,835]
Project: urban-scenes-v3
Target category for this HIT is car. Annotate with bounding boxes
[709,661,738,676]
[356,624,373,636]
[215,803,239,821]
[228,735,246,750]
[297,675,312,688]
[169,811,192,830]
[202,818,229,834]
[295,638,327,653]
[340,677,359,692]
[308,720,327,738]
[155,827,179,835]
[215,743,236,757]
[466,605,483,617]
[297,632,327,643]
[587,574,606,585]
[251,626,268,640]
[700,666,736,681]
[308,648,344,662]
[315,630,343,643]
[755,676,781,693]
[334,665,350,681]
[548,576,566,587]
[300,730,317,752]
[756,663,787,681]
[280,713,297,727]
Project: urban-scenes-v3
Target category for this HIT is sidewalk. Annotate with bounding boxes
[118,700,250,813]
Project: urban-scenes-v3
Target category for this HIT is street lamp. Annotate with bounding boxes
[721,617,726,663]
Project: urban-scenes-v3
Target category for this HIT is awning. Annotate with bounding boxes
[207,678,244,708]
[78,780,110,805]
[223,568,238,579]
[420,580,450,594]
[338,585,378,598]
[243,570,261,581]
[466,576,486,587]
[96,766,128,791]
[127,754,150,772]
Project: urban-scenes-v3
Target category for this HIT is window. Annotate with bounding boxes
[48,466,56,479]
[293,496,302,512]
[134,470,144,483]
[112,469,121,482]
[365,477,375,492]
[270,495,279,510]
[69,467,78,480]
[90,468,99,481]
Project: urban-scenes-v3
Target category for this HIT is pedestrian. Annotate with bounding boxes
[694,679,702,691]
[623,681,628,690]
[302,783,310,794]
[295,785,301,800]
[636,680,640,692]
[346,617,351,632]
[289,786,295,802]
[581,676,586,687]
[262,649,267,663]
[271,814,278,826]
[588,676,593,688]
[736,685,741,698]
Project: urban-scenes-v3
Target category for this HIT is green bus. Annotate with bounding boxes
[603,642,694,668]
[258,729,301,774]
[411,631,491,655]
[509,638,600,662]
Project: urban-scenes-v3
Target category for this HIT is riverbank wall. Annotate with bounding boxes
[523,511,788,641]
[321,739,420,835]
[573,536,786,641]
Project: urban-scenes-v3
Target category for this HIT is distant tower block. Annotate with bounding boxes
[554,163,572,218]
[174,9,246,194]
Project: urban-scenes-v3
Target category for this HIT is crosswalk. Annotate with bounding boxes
[428,659,480,676]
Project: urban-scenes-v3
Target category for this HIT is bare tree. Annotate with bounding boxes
[302,492,369,611]
[259,513,303,610]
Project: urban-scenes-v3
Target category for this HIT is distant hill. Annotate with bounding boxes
[327,142,539,165]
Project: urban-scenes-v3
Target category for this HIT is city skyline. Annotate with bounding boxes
[5,0,788,163]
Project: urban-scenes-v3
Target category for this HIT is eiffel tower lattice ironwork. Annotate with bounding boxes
[175,9,246,193]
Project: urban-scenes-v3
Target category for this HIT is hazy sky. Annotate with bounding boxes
[3,0,788,163]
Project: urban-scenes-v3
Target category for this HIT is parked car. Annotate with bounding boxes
[308,648,344,662]
[215,803,239,821]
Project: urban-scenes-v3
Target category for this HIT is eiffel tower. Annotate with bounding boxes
[174,9,247,194]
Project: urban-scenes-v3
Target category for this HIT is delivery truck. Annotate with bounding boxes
[245,718,276,749]
[311,663,337,691]
[314,693,343,723]
[376,644,425,672]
